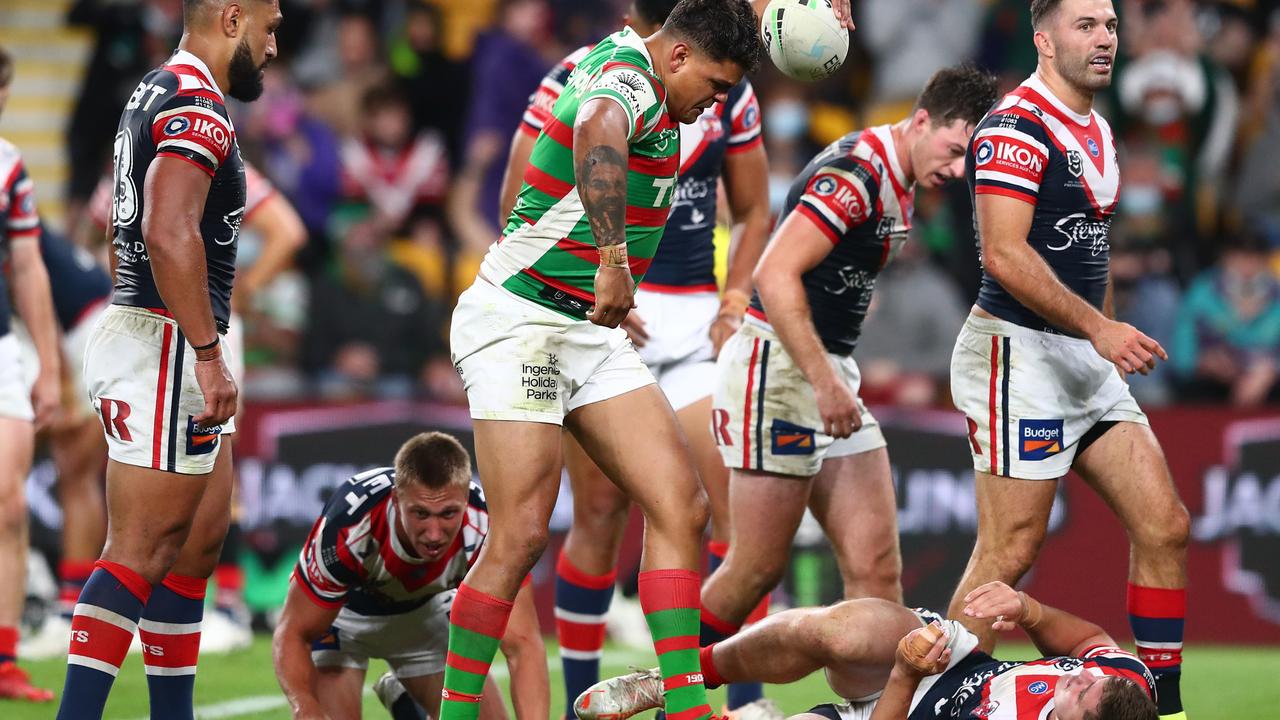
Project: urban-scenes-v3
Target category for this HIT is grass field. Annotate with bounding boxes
[7,637,1279,719]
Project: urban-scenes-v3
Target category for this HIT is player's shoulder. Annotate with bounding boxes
[0,136,23,177]
[976,91,1052,139]
[467,481,488,513]
[319,466,396,526]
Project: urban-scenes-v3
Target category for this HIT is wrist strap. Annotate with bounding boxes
[597,244,629,269]
[191,338,220,352]
[1018,591,1044,629]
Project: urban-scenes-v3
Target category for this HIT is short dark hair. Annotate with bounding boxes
[664,0,762,74]
[394,432,472,490]
[1031,0,1065,29]
[362,80,410,114]
[1082,678,1158,720]
[915,63,999,128]
[0,46,12,89]
[633,0,680,27]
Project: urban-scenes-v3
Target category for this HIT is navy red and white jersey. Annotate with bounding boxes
[90,160,274,232]
[519,44,763,292]
[0,137,41,337]
[968,73,1119,335]
[339,132,449,227]
[109,49,245,334]
[294,468,489,616]
[39,228,112,331]
[912,645,1155,719]
[746,126,912,356]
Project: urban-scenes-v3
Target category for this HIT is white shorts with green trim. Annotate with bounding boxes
[450,279,656,425]
[711,321,885,478]
[633,287,718,412]
[949,312,1148,480]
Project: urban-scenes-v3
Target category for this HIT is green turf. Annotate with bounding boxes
[6,637,1277,718]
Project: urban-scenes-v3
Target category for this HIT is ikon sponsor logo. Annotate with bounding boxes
[975,139,995,165]
[192,117,231,153]
[993,141,1044,173]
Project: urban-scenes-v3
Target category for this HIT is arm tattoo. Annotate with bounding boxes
[577,145,627,247]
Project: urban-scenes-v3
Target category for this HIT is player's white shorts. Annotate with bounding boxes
[312,590,454,678]
[450,279,655,425]
[83,305,235,475]
[950,312,1148,480]
[711,320,885,477]
[16,299,110,421]
[807,610,980,719]
[633,287,718,411]
[0,333,34,422]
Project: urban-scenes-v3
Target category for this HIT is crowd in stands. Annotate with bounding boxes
[58,0,1280,407]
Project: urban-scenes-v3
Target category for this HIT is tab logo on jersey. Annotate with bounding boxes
[163,117,191,136]
[771,419,816,455]
[186,416,223,456]
[1019,419,1064,460]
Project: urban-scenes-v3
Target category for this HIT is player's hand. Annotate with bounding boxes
[31,371,62,432]
[588,265,636,329]
[194,352,238,427]
[816,372,861,438]
[961,581,1025,632]
[1090,319,1167,375]
[621,310,650,347]
[894,621,951,679]
[709,312,742,356]
[832,0,856,30]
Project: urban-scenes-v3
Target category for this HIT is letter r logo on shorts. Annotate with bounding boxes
[711,408,732,446]
[98,398,133,441]
[1019,419,1064,460]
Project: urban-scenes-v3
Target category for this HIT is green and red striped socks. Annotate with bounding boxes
[439,584,513,720]
[639,569,714,720]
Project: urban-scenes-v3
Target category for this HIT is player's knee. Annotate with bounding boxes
[642,481,708,539]
[842,544,902,599]
[1130,501,1190,555]
[490,525,550,574]
[574,489,631,530]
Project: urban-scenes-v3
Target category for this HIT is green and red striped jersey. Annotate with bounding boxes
[480,27,681,319]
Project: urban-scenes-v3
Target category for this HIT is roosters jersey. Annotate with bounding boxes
[912,645,1155,719]
[90,160,274,232]
[294,468,489,616]
[0,137,40,337]
[521,44,763,292]
[39,229,112,331]
[109,50,245,334]
[746,126,912,356]
[968,73,1119,336]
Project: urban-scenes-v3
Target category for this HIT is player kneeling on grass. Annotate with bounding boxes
[272,432,548,720]
[577,581,1157,720]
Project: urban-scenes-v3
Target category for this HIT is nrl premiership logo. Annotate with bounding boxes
[1066,150,1084,178]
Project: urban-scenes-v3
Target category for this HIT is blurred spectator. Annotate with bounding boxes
[1171,233,1280,407]
[305,11,390,137]
[1235,8,1280,246]
[1109,240,1181,405]
[339,81,450,232]
[1110,0,1239,277]
[390,2,470,161]
[447,0,554,249]
[976,0,1037,91]
[302,214,449,399]
[860,0,982,124]
[856,237,968,408]
[243,68,343,269]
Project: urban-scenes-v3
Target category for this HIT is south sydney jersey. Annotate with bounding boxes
[109,49,245,334]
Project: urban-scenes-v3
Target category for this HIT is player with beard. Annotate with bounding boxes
[947,1,1188,718]
[54,2,281,718]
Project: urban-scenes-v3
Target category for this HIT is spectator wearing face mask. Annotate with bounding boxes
[1171,232,1280,406]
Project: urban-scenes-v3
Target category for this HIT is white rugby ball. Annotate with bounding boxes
[760,0,849,81]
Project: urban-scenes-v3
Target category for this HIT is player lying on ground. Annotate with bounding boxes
[272,432,547,720]
[578,581,1157,720]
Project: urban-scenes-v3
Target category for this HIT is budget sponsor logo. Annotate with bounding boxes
[1019,419,1064,461]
